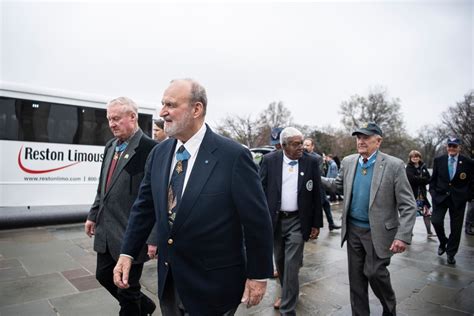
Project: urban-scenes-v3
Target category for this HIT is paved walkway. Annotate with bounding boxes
[1,204,473,315]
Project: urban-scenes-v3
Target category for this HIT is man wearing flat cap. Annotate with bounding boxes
[321,122,417,316]
[430,137,474,264]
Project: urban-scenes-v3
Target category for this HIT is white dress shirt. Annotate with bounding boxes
[170,123,207,196]
[280,154,299,212]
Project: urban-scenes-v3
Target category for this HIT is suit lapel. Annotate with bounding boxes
[454,155,464,179]
[276,152,283,197]
[105,130,143,196]
[344,155,358,213]
[101,141,116,196]
[369,152,385,209]
[171,128,217,234]
[297,155,307,194]
[441,155,450,179]
[157,139,177,235]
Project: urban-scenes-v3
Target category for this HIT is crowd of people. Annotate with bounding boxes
[84,79,473,316]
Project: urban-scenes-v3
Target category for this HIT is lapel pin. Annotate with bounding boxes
[124,154,129,159]
[205,160,209,164]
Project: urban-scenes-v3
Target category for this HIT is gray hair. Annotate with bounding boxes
[280,127,303,145]
[170,78,208,116]
[107,96,138,115]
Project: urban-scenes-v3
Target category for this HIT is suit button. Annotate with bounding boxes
[164,262,168,266]
[168,238,173,245]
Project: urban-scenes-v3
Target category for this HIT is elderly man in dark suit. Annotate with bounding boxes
[85,97,157,315]
[430,137,474,264]
[113,79,274,315]
[260,127,323,315]
[321,122,417,316]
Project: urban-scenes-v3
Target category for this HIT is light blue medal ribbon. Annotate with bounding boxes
[359,154,377,175]
[176,147,191,161]
[115,141,128,153]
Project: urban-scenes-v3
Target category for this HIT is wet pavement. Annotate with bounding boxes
[1,204,473,315]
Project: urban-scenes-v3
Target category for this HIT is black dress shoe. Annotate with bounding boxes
[329,224,341,231]
[447,255,456,265]
[437,245,446,256]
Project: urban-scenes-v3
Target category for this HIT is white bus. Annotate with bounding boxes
[0,83,155,208]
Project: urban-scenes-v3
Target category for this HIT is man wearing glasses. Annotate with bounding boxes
[430,137,474,265]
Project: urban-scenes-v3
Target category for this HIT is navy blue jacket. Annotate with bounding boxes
[429,154,474,209]
[121,126,273,315]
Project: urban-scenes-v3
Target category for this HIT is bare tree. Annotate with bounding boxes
[340,87,405,136]
[441,91,473,158]
[339,87,411,159]
[258,101,293,128]
[215,114,260,147]
[415,124,446,167]
[216,101,294,147]
[255,101,294,146]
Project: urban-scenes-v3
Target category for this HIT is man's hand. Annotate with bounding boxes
[147,244,158,259]
[113,256,132,289]
[241,279,267,307]
[85,220,95,237]
[309,227,320,240]
[389,239,407,254]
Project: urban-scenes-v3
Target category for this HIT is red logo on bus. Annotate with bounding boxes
[17,147,80,174]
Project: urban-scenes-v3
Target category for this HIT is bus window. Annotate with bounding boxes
[0,96,153,145]
[0,97,19,140]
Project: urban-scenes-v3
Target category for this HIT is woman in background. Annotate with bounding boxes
[406,150,435,237]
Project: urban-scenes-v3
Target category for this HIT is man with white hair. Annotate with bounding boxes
[321,122,416,316]
[85,97,157,315]
[260,127,323,315]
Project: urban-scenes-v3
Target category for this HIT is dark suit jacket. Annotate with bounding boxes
[259,150,323,240]
[429,154,474,209]
[88,129,157,263]
[121,126,273,315]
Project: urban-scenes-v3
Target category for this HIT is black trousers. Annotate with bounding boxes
[347,224,396,316]
[96,249,155,316]
[431,197,467,256]
[160,270,238,316]
[320,187,335,226]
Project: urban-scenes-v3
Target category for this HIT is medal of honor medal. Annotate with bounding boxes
[176,161,183,174]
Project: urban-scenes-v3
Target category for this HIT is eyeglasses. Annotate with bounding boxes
[287,141,303,148]
[447,144,459,148]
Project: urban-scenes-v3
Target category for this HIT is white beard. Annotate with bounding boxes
[163,109,193,138]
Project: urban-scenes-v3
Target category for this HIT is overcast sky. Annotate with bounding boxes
[1,0,472,135]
